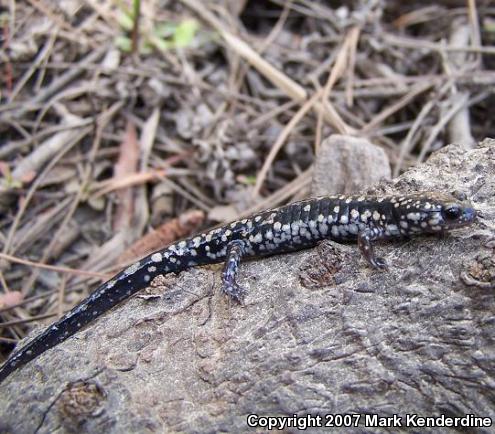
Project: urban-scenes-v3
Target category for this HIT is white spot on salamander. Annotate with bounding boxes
[125,262,140,275]
[148,266,157,273]
[361,210,372,222]
[252,233,263,243]
[348,224,358,234]
[428,217,440,226]
[303,204,311,212]
[407,212,421,222]
[151,253,162,262]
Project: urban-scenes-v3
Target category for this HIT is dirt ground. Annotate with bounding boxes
[0,0,494,361]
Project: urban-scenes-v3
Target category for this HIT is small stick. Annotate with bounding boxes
[0,253,109,280]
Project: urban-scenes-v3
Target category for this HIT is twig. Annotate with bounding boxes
[1,10,13,97]
[252,91,321,199]
[0,253,109,279]
[0,44,108,118]
[0,313,58,329]
[381,32,495,55]
[238,168,312,220]
[0,290,57,315]
[467,0,482,64]
[361,81,435,133]
[394,99,435,176]
[315,26,358,151]
[445,20,475,147]
[56,275,67,320]
[156,175,211,212]
[91,170,167,198]
[131,0,141,54]
[26,0,95,48]
[21,103,108,295]
[418,91,490,162]
[2,128,91,256]
[179,0,351,131]
[11,110,86,182]
[345,26,360,107]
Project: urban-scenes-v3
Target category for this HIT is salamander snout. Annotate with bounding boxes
[440,203,476,228]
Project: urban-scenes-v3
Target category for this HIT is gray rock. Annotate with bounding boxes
[1,139,495,434]
[311,134,391,196]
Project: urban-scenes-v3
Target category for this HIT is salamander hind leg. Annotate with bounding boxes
[357,227,388,271]
[221,239,247,303]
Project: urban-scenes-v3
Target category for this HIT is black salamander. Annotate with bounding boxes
[0,192,476,383]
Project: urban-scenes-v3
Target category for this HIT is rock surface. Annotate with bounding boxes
[311,134,392,196]
[1,139,495,434]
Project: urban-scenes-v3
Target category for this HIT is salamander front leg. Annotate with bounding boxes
[221,240,247,303]
[358,227,388,270]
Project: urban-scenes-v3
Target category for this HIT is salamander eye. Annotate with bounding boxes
[443,205,462,220]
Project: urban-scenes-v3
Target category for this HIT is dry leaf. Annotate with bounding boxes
[119,210,205,263]
[0,291,24,309]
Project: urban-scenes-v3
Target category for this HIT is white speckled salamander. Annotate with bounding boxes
[0,192,476,383]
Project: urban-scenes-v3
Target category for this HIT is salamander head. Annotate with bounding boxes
[394,192,476,234]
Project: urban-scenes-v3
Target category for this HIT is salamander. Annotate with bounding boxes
[0,192,476,383]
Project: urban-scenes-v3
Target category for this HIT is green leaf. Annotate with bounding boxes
[114,35,132,52]
[173,19,199,48]
[242,175,257,185]
[116,10,134,31]
[147,33,170,51]
[484,20,495,33]
[154,22,177,38]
